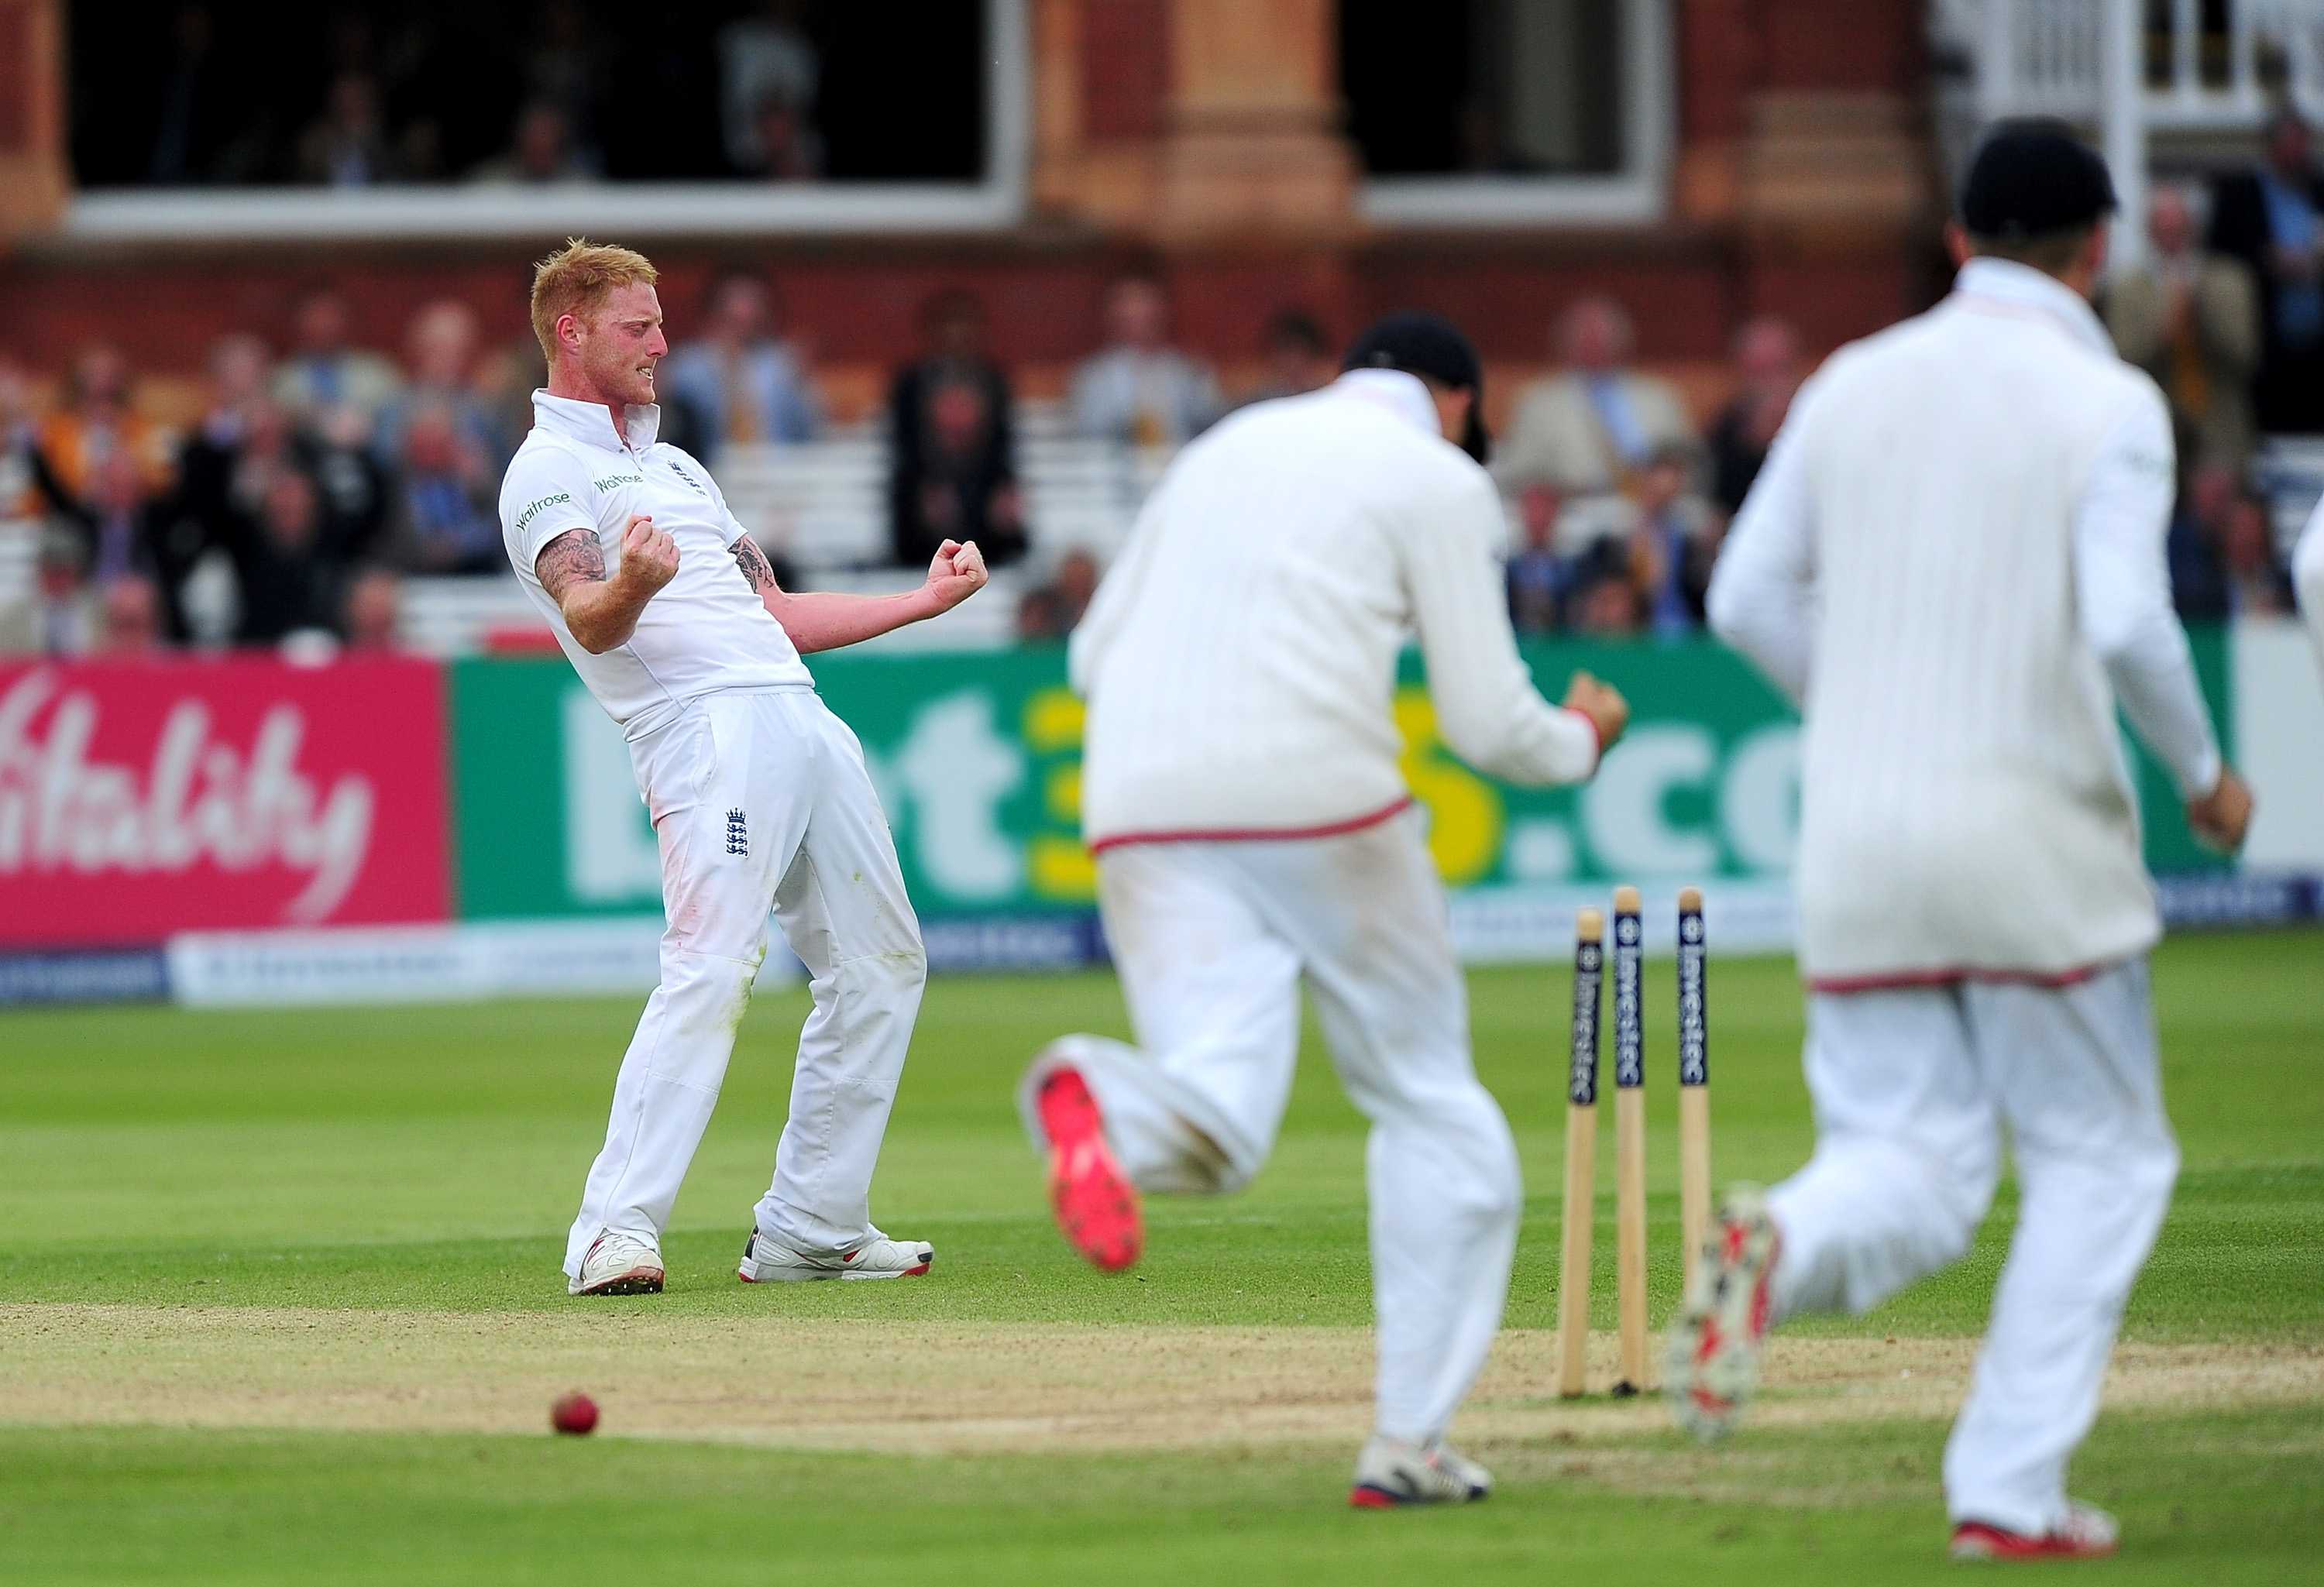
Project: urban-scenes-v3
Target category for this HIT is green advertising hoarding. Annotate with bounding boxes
[449,632,2229,926]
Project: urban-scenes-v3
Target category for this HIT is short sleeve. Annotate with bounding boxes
[661,445,750,546]
[499,445,598,573]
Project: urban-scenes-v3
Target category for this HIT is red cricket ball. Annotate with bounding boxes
[551,1393,600,1436]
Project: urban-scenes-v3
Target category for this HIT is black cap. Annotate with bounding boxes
[1342,311,1490,463]
[1959,119,2117,240]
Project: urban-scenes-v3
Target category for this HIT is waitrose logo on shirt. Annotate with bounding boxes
[514,493,574,536]
[593,473,645,490]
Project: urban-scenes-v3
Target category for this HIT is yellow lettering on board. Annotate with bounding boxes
[1394,685,1504,884]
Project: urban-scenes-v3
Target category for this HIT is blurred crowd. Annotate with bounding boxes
[9,110,2323,660]
[0,287,540,654]
[2093,108,2324,622]
[0,267,1291,658]
[99,2,841,190]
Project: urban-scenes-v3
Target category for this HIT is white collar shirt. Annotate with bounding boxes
[499,390,810,738]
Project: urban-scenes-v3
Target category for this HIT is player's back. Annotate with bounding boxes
[1788,294,2164,981]
[1074,380,1485,847]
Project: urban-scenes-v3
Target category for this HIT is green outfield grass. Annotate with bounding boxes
[2,929,2319,1585]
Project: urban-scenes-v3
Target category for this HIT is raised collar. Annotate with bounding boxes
[530,389,660,452]
[1951,257,2113,358]
[1330,369,1441,438]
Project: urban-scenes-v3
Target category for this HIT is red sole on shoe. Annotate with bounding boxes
[1349,1486,1400,1510]
[579,1269,664,1297]
[1039,1068,1143,1273]
[1950,1523,2116,1561]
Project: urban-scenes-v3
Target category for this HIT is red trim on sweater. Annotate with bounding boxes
[1563,705,1604,757]
[1088,796,1416,855]
[1806,962,2108,994]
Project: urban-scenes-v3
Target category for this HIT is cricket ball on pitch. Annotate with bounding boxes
[551,1393,600,1436]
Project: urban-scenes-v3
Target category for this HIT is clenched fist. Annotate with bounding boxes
[614,514,679,597]
[2186,766,2254,855]
[1563,669,1630,753]
[925,538,989,613]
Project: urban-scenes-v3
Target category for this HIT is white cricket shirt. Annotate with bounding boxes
[1709,258,2223,987]
[1071,369,1600,849]
[500,391,812,737]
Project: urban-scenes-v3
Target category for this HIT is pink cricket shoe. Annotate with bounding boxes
[1037,1067,1143,1273]
[1665,1185,1780,1441]
[1950,1504,2119,1562]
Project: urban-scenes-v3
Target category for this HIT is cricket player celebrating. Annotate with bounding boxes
[500,240,988,1296]
[1670,124,2254,1560]
[1017,314,1630,1508]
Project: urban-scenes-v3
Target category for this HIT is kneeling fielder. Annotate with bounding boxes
[1019,314,1628,1507]
[499,241,988,1296]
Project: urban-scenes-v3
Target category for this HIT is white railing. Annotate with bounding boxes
[1958,0,2324,129]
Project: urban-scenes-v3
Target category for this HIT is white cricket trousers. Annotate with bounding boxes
[1018,809,1522,1445]
[1765,960,2178,1534]
[562,688,927,1279]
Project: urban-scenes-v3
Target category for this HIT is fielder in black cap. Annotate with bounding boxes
[1343,311,1492,464]
[1954,117,2119,283]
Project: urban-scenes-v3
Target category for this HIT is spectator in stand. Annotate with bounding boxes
[43,450,163,589]
[2107,186,2261,472]
[1015,584,1068,644]
[468,99,600,185]
[2168,465,2298,620]
[2220,489,2296,616]
[0,355,43,519]
[383,300,515,468]
[2209,111,2324,435]
[1563,535,1648,637]
[294,70,397,187]
[1012,551,1100,644]
[720,0,820,173]
[97,575,166,655]
[1626,440,1721,638]
[0,527,98,655]
[1071,274,1223,449]
[273,287,404,424]
[389,401,502,574]
[36,344,172,500]
[1048,548,1100,628]
[1506,480,1566,635]
[889,289,1026,570]
[147,4,242,184]
[2166,460,2240,622]
[173,334,270,525]
[659,270,821,464]
[1495,297,1694,498]
[342,567,403,650]
[738,91,824,181]
[218,400,314,539]
[308,404,392,568]
[523,0,608,152]
[1704,317,1803,517]
[1239,309,1335,407]
[232,470,349,645]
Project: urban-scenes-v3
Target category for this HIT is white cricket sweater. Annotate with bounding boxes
[1071,370,1600,849]
[2296,494,2324,672]
[1709,259,2223,987]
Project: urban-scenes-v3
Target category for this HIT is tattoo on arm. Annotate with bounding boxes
[535,529,606,601]
[731,534,779,596]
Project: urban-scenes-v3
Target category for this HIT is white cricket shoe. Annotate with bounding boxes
[1666,1183,1781,1441]
[736,1227,933,1283]
[569,1230,665,1297]
[1349,1434,1494,1508]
